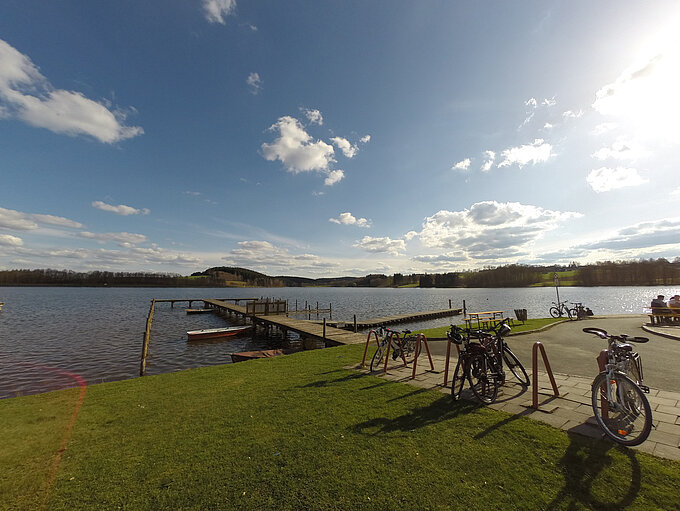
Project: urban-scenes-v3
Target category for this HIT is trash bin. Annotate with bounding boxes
[514,309,528,323]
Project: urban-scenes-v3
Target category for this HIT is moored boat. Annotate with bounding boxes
[186,325,252,341]
[230,349,294,362]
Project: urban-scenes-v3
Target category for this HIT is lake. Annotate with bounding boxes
[0,285,673,399]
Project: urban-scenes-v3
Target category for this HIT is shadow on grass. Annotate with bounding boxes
[298,372,366,388]
[545,433,641,510]
[350,395,478,436]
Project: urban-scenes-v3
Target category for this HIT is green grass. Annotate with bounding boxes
[531,270,579,287]
[412,317,568,338]
[1,344,678,510]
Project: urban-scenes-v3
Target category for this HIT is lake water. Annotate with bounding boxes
[0,285,675,399]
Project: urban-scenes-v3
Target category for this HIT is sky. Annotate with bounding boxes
[1,1,680,278]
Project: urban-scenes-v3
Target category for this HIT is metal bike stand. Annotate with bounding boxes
[410,334,435,379]
[360,329,381,368]
[443,338,462,387]
[531,342,560,409]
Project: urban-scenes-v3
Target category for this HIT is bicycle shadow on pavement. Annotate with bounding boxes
[545,432,641,510]
[350,395,478,437]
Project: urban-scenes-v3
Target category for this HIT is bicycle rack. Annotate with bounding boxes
[381,331,409,373]
[360,329,382,368]
[443,337,462,387]
[531,342,559,409]
[409,333,435,379]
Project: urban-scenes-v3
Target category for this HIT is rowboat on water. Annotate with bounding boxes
[185,308,214,314]
[230,349,294,363]
[186,326,252,341]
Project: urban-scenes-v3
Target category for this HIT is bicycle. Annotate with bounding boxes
[569,302,592,320]
[550,300,574,320]
[370,327,417,372]
[582,327,652,446]
[448,325,500,404]
[482,318,530,386]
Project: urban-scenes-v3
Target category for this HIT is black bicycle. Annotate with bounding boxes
[482,318,530,386]
[370,327,417,372]
[583,327,652,446]
[448,325,500,404]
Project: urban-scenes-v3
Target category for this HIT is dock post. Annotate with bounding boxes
[463,300,466,317]
[353,314,357,333]
[323,318,326,340]
[449,299,452,309]
[329,303,332,320]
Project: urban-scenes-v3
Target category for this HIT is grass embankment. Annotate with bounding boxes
[413,317,568,338]
[2,344,678,510]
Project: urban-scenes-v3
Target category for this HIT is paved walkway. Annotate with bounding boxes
[353,353,680,462]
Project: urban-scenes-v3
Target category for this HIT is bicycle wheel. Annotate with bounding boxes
[450,356,466,401]
[566,307,574,320]
[625,354,643,386]
[591,372,652,446]
[400,336,418,364]
[549,306,561,318]
[370,342,386,372]
[467,351,499,404]
[569,308,579,320]
[503,348,530,386]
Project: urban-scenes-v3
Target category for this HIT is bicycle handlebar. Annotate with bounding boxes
[582,327,649,343]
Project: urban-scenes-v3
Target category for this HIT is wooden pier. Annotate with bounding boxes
[323,308,462,330]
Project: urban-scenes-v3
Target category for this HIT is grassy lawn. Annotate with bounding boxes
[2,344,679,510]
[413,317,568,338]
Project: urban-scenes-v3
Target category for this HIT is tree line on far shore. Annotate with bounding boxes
[1,258,679,288]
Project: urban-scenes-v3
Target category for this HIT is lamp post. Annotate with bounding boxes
[554,272,561,306]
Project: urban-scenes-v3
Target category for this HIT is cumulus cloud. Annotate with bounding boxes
[78,231,147,246]
[329,212,371,228]
[591,140,644,161]
[246,72,262,95]
[353,236,406,256]
[301,108,323,125]
[452,158,471,171]
[413,201,580,261]
[562,110,584,119]
[0,206,83,230]
[498,139,553,168]
[0,39,143,143]
[331,137,358,158]
[92,201,150,216]
[222,240,339,272]
[0,234,23,247]
[324,169,344,186]
[576,218,680,252]
[203,0,237,24]
[586,167,648,192]
[480,150,495,172]
[261,116,335,173]
[360,135,371,143]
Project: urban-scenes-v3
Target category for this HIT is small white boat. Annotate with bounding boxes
[187,326,252,341]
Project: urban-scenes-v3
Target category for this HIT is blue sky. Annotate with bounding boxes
[1,1,679,277]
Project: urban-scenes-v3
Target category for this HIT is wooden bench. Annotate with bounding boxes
[648,308,680,325]
[464,311,511,330]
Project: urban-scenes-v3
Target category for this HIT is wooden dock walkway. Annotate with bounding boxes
[201,299,461,345]
[203,299,367,345]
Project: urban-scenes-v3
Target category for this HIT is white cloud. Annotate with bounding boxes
[592,123,618,135]
[543,123,553,129]
[353,236,406,256]
[672,186,680,196]
[301,108,323,126]
[480,150,495,172]
[586,167,648,192]
[203,0,237,24]
[78,231,147,246]
[92,201,150,216]
[324,169,344,186]
[498,139,553,168]
[591,140,644,161]
[222,240,339,272]
[524,97,537,108]
[360,135,371,143]
[0,234,22,247]
[562,109,584,119]
[329,212,371,228]
[452,158,471,171]
[246,72,262,95]
[542,97,557,107]
[0,39,143,143]
[261,116,335,173]
[331,137,358,158]
[413,201,580,261]
[0,206,83,230]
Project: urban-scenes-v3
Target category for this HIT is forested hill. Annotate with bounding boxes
[1,259,679,287]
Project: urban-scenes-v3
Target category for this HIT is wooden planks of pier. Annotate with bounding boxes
[201,299,461,346]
